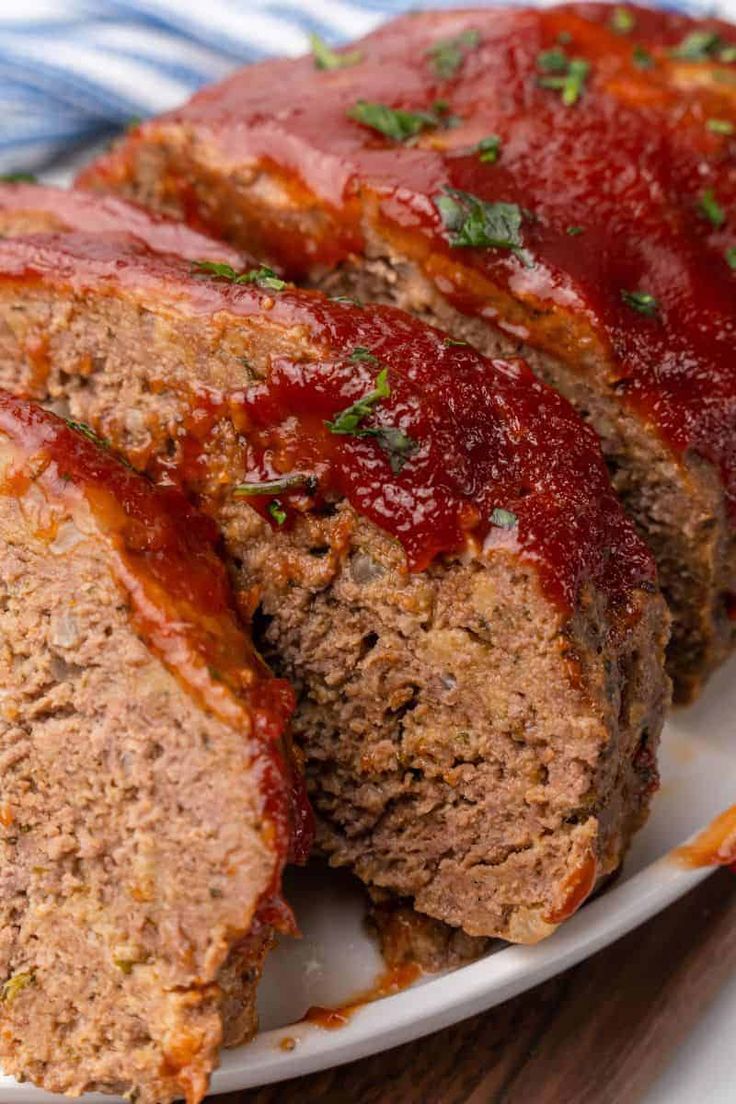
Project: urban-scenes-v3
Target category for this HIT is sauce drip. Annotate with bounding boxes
[302,962,422,1030]
[673,805,736,869]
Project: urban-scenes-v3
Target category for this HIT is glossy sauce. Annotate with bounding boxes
[0,392,313,886]
[92,3,736,522]
[673,805,736,869]
[0,231,657,618]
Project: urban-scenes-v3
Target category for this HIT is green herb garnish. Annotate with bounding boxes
[490,507,517,529]
[707,118,735,135]
[632,44,654,69]
[66,420,107,447]
[474,135,502,163]
[720,45,736,62]
[1,972,34,1003]
[434,187,530,264]
[233,473,315,498]
[191,261,286,291]
[670,29,722,60]
[698,188,726,228]
[347,100,455,142]
[611,7,636,34]
[348,346,380,363]
[426,29,481,79]
[443,336,469,347]
[325,368,417,473]
[0,172,37,183]
[621,289,659,317]
[538,54,590,106]
[268,500,287,525]
[309,33,363,70]
[566,225,585,236]
[725,247,736,269]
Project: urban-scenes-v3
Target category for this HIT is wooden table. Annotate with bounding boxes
[220,868,734,1104]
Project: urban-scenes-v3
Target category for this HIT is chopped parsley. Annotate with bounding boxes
[331,293,362,306]
[720,45,736,63]
[698,188,726,228]
[1,972,34,1003]
[707,118,735,135]
[537,50,590,106]
[325,367,417,473]
[611,7,636,34]
[349,346,380,364]
[66,419,107,447]
[268,500,287,525]
[426,29,481,79]
[309,33,363,70]
[434,187,531,265]
[726,247,736,269]
[347,99,457,141]
[566,225,585,236]
[670,29,722,60]
[621,289,659,317]
[0,172,37,183]
[191,261,287,291]
[443,336,469,347]
[632,44,655,69]
[233,473,316,498]
[490,507,518,529]
[474,135,502,163]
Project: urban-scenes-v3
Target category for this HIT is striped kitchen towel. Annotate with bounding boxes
[0,0,716,175]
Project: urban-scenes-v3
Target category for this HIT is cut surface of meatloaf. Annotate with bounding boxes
[0,393,301,1103]
[0,203,670,942]
[77,2,736,701]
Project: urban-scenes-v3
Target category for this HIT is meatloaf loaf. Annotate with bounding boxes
[0,194,670,942]
[77,2,736,700]
[0,392,301,1102]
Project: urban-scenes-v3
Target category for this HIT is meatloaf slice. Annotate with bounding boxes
[0,393,300,1103]
[76,2,736,700]
[0,214,670,942]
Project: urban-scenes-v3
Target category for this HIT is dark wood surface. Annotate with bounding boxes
[219,868,735,1104]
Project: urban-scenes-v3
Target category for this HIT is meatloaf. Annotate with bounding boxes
[0,392,301,1102]
[0,195,670,942]
[77,1,736,700]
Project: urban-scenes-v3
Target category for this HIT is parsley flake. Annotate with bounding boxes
[670,29,722,60]
[434,187,531,264]
[707,118,735,135]
[309,33,363,70]
[348,346,380,364]
[537,50,590,106]
[233,473,316,498]
[698,188,726,228]
[720,45,736,62]
[325,368,418,473]
[611,7,636,34]
[0,172,37,183]
[443,336,470,347]
[490,507,518,529]
[566,225,585,236]
[632,44,655,69]
[474,135,502,163]
[191,261,287,291]
[347,100,457,141]
[268,500,287,526]
[621,289,659,317]
[725,247,736,269]
[426,29,481,79]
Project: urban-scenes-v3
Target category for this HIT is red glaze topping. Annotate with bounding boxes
[0,390,312,880]
[0,230,656,620]
[673,804,736,868]
[82,3,736,522]
[0,182,243,265]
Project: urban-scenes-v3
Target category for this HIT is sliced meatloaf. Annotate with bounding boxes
[0,204,670,942]
[0,392,301,1103]
[77,2,736,700]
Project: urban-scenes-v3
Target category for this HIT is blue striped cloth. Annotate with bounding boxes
[0,0,723,176]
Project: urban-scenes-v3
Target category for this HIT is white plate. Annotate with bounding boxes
[3,655,734,1102]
